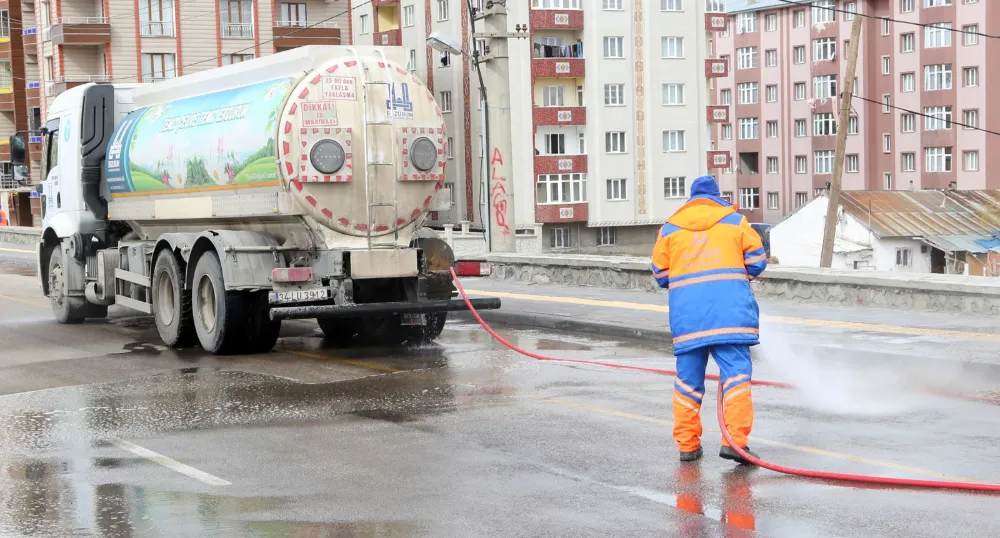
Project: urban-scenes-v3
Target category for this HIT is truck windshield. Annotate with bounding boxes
[42,118,60,178]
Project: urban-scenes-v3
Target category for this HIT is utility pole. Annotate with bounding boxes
[819,13,863,268]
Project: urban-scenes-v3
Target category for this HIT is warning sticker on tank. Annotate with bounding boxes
[322,76,357,101]
[301,102,339,127]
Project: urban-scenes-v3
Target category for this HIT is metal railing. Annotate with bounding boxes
[221,23,253,38]
[532,43,584,59]
[0,174,18,190]
[140,21,174,37]
[52,16,110,25]
[50,74,112,83]
[274,20,339,28]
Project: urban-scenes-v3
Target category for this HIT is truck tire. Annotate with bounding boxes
[191,251,248,355]
[151,250,196,348]
[47,246,87,324]
[399,313,448,345]
[317,318,358,347]
[241,292,281,353]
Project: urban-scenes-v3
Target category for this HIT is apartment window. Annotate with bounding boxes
[795,119,806,137]
[141,53,175,81]
[578,132,585,154]
[925,0,953,5]
[901,113,916,132]
[437,0,449,21]
[537,174,587,204]
[736,12,757,34]
[604,37,624,58]
[447,137,454,159]
[766,120,778,138]
[221,54,253,65]
[29,107,41,131]
[663,130,686,151]
[140,0,175,37]
[844,2,856,20]
[793,46,805,64]
[737,47,757,69]
[796,192,808,207]
[794,83,806,100]
[845,154,859,173]
[544,134,565,155]
[664,176,686,198]
[963,25,979,46]
[721,124,733,140]
[766,85,777,103]
[901,152,916,172]
[603,0,623,9]
[767,192,779,210]
[739,188,760,210]
[882,94,891,113]
[738,118,759,140]
[963,109,979,130]
[848,116,858,135]
[705,0,725,13]
[548,227,571,248]
[901,72,915,92]
[662,83,684,105]
[766,157,778,174]
[606,178,628,201]
[925,64,952,90]
[925,147,952,172]
[795,156,807,174]
[605,131,627,153]
[597,227,617,247]
[964,151,979,171]
[794,9,805,28]
[901,0,914,12]
[813,75,836,99]
[813,38,835,61]
[403,5,415,27]
[764,13,777,31]
[661,0,683,10]
[765,49,777,67]
[813,113,837,136]
[605,84,625,106]
[964,67,979,87]
[719,89,731,105]
[901,33,915,53]
[279,2,306,25]
[662,36,684,58]
[812,0,834,24]
[439,91,453,113]
[359,14,369,34]
[883,134,891,153]
[407,49,417,71]
[896,248,911,267]
[882,56,890,75]
[814,150,834,174]
[577,85,583,107]
[881,18,890,35]
[737,82,758,105]
[721,192,734,202]
[924,106,952,130]
[924,22,952,48]
[220,0,253,38]
[542,86,564,107]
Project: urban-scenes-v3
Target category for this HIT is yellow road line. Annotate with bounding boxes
[288,350,402,373]
[538,397,981,483]
[464,289,1000,342]
[0,247,34,254]
[0,294,47,308]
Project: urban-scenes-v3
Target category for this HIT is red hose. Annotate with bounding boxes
[450,269,1000,492]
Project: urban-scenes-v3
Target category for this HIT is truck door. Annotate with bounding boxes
[40,117,62,221]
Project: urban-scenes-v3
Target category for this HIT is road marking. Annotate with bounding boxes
[538,397,981,483]
[0,294,47,308]
[109,437,232,486]
[464,289,1000,342]
[289,350,402,373]
[0,247,34,254]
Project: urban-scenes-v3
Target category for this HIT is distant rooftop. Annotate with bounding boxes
[725,0,819,15]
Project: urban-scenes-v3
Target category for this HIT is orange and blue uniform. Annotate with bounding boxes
[650,176,767,459]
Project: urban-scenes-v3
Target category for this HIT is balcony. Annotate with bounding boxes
[48,17,112,46]
[372,0,399,5]
[25,81,40,107]
[529,9,583,30]
[139,21,175,38]
[373,28,401,46]
[221,23,253,39]
[531,58,584,79]
[29,134,42,158]
[0,140,9,162]
[22,27,36,55]
[534,153,587,175]
[533,106,586,126]
[47,74,110,96]
[273,21,341,49]
[0,88,13,112]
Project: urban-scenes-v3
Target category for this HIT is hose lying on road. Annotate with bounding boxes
[450,268,1000,493]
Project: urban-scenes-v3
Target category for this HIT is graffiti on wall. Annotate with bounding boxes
[489,148,510,236]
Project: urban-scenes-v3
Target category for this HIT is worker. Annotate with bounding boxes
[650,175,768,464]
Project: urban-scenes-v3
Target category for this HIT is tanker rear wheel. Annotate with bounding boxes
[318,318,358,347]
[241,292,281,354]
[151,250,197,348]
[191,251,249,355]
[398,313,448,345]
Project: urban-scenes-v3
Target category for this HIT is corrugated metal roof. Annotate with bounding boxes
[838,190,1000,241]
[924,235,989,254]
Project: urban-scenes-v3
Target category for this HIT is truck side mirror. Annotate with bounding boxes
[9,135,26,166]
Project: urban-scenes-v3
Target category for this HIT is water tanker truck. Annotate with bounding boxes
[10,45,501,354]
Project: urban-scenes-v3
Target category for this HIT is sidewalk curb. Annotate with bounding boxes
[0,227,40,246]
[450,310,675,347]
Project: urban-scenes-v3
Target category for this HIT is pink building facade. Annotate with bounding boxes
[710,0,1000,224]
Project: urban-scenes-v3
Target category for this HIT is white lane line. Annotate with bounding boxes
[109,438,232,486]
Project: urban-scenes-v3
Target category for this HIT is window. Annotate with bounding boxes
[719,89,731,105]
[359,14,369,34]
[767,192,779,209]
[403,5,415,27]
[901,0,914,12]
[846,154,859,173]
[142,53,175,81]
[664,176,686,198]
[765,13,777,31]
[844,2,856,20]
[794,10,805,28]
[766,120,778,138]
[813,113,837,136]
[924,0,953,5]
[901,33,915,53]
[737,47,757,69]
[736,12,756,34]
[813,38,835,61]
[925,147,952,172]
[605,131,627,153]
[924,22,952,48]
[794,83,806,100]
[722,192,734,202]
[605,84,625,105]
[766,85,777,103]
[901,152,916,172]
[924,106,952,130]
[447,137,454,158]
[29,107,41,131]
[437,0,449,21]
[705,0,725,13]
[661,0,683,11]
[721,124,733,140]
[220,0,254,38]
[42,117,60,179]
[550,227,572,249]
[604,37,624,58]
[901,113,915,132]
[606,178,628,201]
[925,64,952,90]
[139,0,175,37]
[813,75,836,98]
[662,36,684,58]
[963,109,979,130]
[896,248,911,267]
[814,150,834,174]
[766,157,778,174]
[964,151,979,171]
[543,134,565,155]
[795,156,807,174]
[765,49,777,67]
[542,86,563,107]
[901,72,915,92]
[882,94,891,113]
[848,116,858,135]
[739,188,759,210]
[883,134,891,153]
[577,85,584,106]
[439,91,453,113]
[406,49,417,71]
[738,118,759,140]
[737,82,758,104]
[663,130,686,151]
[882,56,890,75]
[578,132,586,154]
[793,46,805,64]
[964,67,979,87]
[662,83,684,105]
[881,18,890,35]
[221,54,253,65]
[440,51,452,67]
[964,25,979,46]
[795,119,806,137]
[603,0,623,9]
[796,192,808,207]
[537,174,587,204]
[812,0,834,25]
[597,227,617,247]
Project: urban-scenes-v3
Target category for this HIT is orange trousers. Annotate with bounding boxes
[672,344,754,452]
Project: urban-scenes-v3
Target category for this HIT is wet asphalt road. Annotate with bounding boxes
[1,257,1000,537]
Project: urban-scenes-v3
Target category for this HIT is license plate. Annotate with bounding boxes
[269,288,332,304]
[400,313,426,326]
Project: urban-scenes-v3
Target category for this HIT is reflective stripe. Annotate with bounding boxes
[674,378,703,399]
[668,273,749,290]
[673,394,700,412]
[724,386,750,403]
[653,269,669,278]
[744,254,767,264]
[723,374,748,390]
[673,327,760,344]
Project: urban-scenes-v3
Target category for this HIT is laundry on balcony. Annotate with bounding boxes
[533,42,584,59]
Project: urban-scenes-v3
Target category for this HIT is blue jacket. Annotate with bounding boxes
[650,176,767,354]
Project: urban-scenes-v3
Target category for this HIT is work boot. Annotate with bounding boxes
[719,445,758,465]
[679,446,703,462]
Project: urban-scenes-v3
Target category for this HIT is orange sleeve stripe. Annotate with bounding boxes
[672,327,760,345]
[669,273,748,290]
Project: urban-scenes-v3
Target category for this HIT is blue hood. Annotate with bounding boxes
[688,175,732,207]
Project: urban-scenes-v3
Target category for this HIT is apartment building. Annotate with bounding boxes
[712,0,999,224]
[352,0,718,254]
[0,0,350,226]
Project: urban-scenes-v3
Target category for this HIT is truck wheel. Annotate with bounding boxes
[355,315,404,346]
[48,246,87,324]
[317,318,358,347]
[151,250,196,348]
[399,313,448,345]
[241,292,281,353]
[191,251,248,355]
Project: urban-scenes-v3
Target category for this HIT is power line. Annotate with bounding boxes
[852,93,1000,137]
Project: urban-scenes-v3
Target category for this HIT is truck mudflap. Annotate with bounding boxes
[268,297,502,321]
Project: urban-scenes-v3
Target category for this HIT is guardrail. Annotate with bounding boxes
[274,20,339,28]
[52,16,110,24]
[221,23,253,38]
[140,21,174,37]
